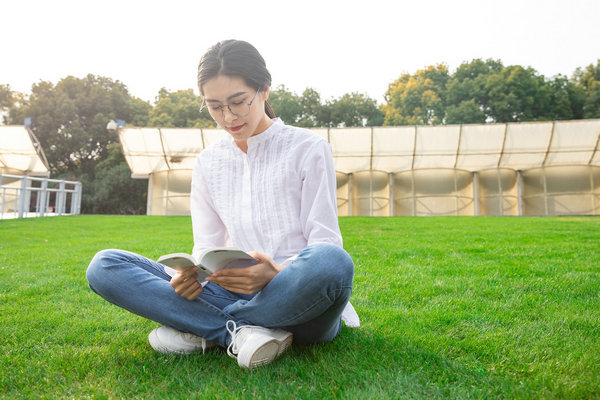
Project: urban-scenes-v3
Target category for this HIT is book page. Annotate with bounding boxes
[200,249,258,272]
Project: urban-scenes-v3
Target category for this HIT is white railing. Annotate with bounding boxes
[0,174,82,219]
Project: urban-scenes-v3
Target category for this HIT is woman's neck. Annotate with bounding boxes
[235,115,274,153]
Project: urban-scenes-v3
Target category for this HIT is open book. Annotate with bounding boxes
[157,247,259,280]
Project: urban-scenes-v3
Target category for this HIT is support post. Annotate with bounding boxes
[516,170,523,216]
[388,173,394,217]
[146,176,153,215]
[347,173,353,217]
[39,178,48,217]
[473,171,479,216]
[18,177,27,218]
[57,181,66,215]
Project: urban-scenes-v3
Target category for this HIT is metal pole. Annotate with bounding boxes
[74,182,82,214]
[39,178,48,217]
[348,173,353,217]
[388,172,394,217]
[473,171,479,216]
[516,170,523,216]
[57,181,66,215]
[18,177,27,218]
[146,176,153,215]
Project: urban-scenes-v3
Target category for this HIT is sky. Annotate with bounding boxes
[1,0,599,105]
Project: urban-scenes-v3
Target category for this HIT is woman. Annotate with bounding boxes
[86,40,357,369]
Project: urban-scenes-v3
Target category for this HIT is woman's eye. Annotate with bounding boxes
[209,105,223,111]
[232,100,246,105]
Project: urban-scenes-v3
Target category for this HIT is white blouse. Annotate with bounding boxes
[186,119,360,328]
[190,118,342,264]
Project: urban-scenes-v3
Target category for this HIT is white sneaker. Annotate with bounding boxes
[148,326,216,355]
[226,320,293,369]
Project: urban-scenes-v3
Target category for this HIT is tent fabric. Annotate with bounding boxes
[119,120,600,177]
[0,126,49,176]
[118,119,600,216]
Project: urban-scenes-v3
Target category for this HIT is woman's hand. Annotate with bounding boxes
[205,251,282,294]
[170,267,203,301]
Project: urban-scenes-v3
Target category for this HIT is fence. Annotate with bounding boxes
[0,174,82,219]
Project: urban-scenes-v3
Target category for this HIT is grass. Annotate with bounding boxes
[0,215,599,399]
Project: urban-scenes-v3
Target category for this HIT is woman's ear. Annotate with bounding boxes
[262,86,270,102]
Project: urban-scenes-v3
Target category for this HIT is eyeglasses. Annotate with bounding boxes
[200,89,260,118]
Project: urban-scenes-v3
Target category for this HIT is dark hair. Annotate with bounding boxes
[198,40,276,118]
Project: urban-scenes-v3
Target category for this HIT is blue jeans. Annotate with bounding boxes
[86,243,354,348]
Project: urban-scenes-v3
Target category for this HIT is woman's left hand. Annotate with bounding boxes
[205,251,283,294]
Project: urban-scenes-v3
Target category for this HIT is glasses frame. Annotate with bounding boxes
[200,88,261,118]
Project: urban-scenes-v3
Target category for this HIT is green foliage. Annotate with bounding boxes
[384,64,450,125]
[268,85,305,125]
[574,60,600,118]
[148,88,213,128]
[384,58,600,125]
[0,84,12,109]
[269,85,383,128]
[10,75,148,174]
[324,92,384,128]
[1,216,599,399]
[82,143,147,214]
[0,84,13,125]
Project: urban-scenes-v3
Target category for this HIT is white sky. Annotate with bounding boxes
[1,0,599,105]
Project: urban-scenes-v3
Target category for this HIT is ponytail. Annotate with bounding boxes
[265,100,276,119]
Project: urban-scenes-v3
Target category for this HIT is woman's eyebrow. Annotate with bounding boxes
[205,91,248,103]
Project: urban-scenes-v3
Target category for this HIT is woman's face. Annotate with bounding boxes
[201,75,272,150]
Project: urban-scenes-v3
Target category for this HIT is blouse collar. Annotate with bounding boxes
[229,118,282,151]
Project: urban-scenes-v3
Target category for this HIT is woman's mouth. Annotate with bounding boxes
[228,124,245,132]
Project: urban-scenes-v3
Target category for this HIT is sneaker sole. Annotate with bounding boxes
[237,330,293,369]
[148,327,216,355]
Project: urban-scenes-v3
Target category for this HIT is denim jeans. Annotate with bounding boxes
[86,243,354,348]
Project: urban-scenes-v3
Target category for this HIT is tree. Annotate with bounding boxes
[11,75,146,174]
[546,75,585,120]
[270,86,382,128]
[445,59,502,124]
[323,93,384,127]
[574,60,600,118]
[383,64,449,125]
[298,88,323,127]
[268,85,304,125]
[445,99,486,124]
[84,142,147,214]
[484,65,552,122]
[148,88,212,128]
[0,84,16,125]
[8,74,151,214]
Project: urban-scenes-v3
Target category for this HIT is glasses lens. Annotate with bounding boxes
[229,103,250,117]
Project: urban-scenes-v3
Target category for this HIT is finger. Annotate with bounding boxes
[183,283,203,300]
[178,279,203,299]
[171,268,198,286]
[172,274,199,293]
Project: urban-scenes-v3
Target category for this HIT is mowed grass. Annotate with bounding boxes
[0,215,599,399]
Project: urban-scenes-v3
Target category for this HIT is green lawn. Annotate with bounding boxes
[1,215,599,399]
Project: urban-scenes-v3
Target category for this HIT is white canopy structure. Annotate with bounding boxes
[0,126,81,219]
[0,125,49,176]
[118,119,600,216]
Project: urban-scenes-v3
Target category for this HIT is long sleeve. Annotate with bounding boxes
[190,155,228,260]
[299,140,343,248]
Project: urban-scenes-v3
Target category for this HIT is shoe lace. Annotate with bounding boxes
[226,320,244,358]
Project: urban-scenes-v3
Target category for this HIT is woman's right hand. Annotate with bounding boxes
[170,267,203,301]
